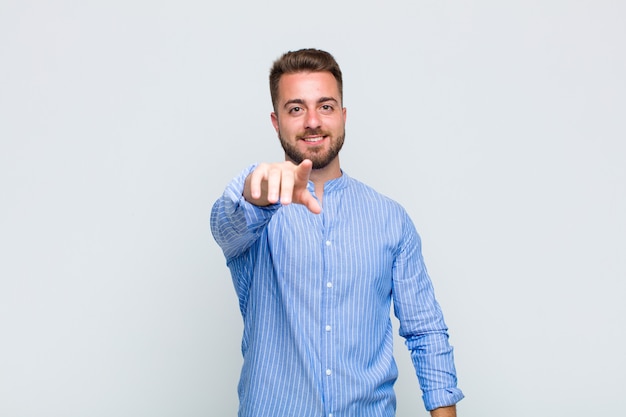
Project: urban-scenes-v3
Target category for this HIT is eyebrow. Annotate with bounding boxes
[283,97,339,109]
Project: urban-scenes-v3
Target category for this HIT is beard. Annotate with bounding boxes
[279,128,346,170]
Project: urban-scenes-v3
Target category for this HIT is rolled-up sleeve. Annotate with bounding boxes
[392,211,464,411]
[210,164,281,260]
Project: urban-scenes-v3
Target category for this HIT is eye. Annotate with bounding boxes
[289,106,302,114]
[320,104,334,113]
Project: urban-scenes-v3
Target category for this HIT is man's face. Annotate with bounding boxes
[271,71,347,170]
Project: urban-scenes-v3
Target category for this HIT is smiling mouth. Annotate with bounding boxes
[301,135,326,143]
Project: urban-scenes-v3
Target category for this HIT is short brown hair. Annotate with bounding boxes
[269,48,343,111]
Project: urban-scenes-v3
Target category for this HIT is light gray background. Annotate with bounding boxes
[1,1,624,416]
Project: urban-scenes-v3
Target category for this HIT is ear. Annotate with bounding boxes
[342,107,347,122]
[270,112,279,133]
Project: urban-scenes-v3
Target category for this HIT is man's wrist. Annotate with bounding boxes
[430,404,457,417]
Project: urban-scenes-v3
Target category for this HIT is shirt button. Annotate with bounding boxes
[329,414,333,417]
[325,325,331,332]
[326,369,332,376]
[325,240,331,246]
[326,282,333,288]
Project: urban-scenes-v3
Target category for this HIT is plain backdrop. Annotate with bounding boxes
[1,1,624,416]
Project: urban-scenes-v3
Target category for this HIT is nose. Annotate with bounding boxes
[304,109,321,130]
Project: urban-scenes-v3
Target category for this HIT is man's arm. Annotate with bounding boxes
[431,405,456,417]
[391,210,464,411]
[211,159,321,260]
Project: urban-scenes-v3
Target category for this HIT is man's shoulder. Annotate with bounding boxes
[345,175,400,202]
[344,175,408,213]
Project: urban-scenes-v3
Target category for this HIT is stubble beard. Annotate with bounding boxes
[279,128,346,170]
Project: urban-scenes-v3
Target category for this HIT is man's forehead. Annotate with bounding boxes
[277,71,341,102]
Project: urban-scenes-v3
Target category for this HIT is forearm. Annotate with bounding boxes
[430,405,456,417]
[406,331,464,410]
[211,166,278,259]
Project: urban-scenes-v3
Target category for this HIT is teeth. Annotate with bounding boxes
[303,136,324,142]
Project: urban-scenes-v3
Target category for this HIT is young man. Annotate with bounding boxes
[211,48,464,417]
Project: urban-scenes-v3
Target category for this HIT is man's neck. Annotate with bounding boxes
[309,162,341,184]
[307,158,342,207]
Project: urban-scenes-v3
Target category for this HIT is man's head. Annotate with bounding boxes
[270,48,343,113]
[269,49,346,171]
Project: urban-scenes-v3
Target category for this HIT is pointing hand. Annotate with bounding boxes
[244,159,322,214]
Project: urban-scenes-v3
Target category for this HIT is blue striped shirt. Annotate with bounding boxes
[211,165,464,416]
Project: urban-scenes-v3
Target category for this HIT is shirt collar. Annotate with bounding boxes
[307,170,349,194]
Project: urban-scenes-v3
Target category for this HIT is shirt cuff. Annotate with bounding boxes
[227,164,282,228]
[423,387,465,411]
